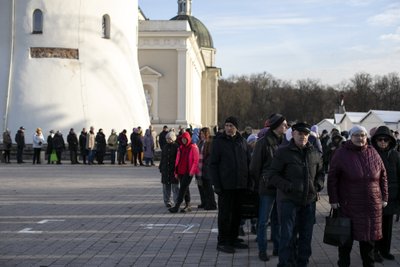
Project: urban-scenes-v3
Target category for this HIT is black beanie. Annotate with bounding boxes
[225,116,239,129]
[268,113,286,130]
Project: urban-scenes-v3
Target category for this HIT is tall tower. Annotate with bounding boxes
[178,0,192,15]
[0,0,149,138]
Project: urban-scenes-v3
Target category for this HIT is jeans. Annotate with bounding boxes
[88,149,96,164]
[163,183,179,206]
[278,201,316,267]
[257,194,280,253]
[109,149,116,164]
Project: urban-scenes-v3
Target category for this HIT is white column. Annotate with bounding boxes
[176,48,187,125]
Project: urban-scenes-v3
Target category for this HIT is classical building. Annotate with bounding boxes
[138,0,221,131]
[0,0,149,138]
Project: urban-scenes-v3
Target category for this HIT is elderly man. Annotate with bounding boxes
[269,122,325,267]
[209,116,252,254]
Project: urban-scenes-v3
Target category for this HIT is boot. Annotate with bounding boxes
[180,203,192,213]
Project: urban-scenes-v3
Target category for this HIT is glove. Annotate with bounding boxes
[382,201,388,208]
[331,203,340,209]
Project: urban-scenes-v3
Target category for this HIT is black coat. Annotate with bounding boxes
[15,130,25,147]
[268,140,325,206]
[209,132,252,192]
[67,132,79,151]
[371,126,400,215]
[79,132,87,152]
[249,129,283,196]
[159,130,168,150]
[130,132,143,153]
[159,142,179,184]
[46,135,54,154]
[53,134,65,151]
[95,132,107,153]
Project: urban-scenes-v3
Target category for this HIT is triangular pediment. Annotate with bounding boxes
[140,66,163,77]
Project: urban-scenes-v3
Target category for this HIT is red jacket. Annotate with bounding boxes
[175,132,199,176]
[328,140,388,241]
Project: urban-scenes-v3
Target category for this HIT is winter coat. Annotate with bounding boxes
[130,132,143,153]
[2,132,12,150]
[86,132,96,150]
[174,132,199,176]
[328,140,388,241]
[46,135,54,154]
[158,130,168,150]
[67,132,79,150]
[15,130,25,147]
[143,129,154,159]
[32,133,45,148]
[107,133,118,150]
[79,132,87,152]
[53,133,65,151]
[95,132,106,154]
[197,138,212,180]
[268,139,325,206]
[118,132,128,152]
[159,142,179,184]
[371,126,400,215]
[209,131,251,192]
[250,129,283,196]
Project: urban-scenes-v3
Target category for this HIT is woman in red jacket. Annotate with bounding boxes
[169,131,199,213]
[328,125,388,267]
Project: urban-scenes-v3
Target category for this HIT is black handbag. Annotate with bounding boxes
[239,190,259,219]
[323,208,352,247]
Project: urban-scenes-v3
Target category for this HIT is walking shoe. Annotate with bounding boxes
[217,245,235,254]
[180,204,192,213]
[258,251,270,261]
[381,253,395,260]
[166,203,172,208]
[168,206,179,213]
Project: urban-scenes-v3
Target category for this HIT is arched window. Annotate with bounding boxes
[102,15,110,39]
[32,9,43,34]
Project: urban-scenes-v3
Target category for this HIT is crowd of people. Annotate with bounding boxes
[2,118,400,266]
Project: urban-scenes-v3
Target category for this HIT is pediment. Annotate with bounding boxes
[140,66,163,77]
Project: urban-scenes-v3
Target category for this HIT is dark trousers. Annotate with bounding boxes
[338,240,374,267]
[202,178,217,209]
[80,149,87,164]
[217,189,243,246]
[55,149,62,164]
[3,150,10,163]
[376,214,394,255]
[33,148,41,164]
[132,151,143,165]
[110,149,116,164]
[16,145,23,163]
[70,149,78,164]
[175,174,192,207]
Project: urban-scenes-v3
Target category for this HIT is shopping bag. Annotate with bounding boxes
[50,150,58,162]
[323,208,352,247]
[239,190,259,219]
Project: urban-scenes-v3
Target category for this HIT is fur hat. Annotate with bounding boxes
[166,131,177,142]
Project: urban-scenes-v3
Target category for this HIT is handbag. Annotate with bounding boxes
[323,208,352,247]
[50,149,58,162]
[239,190,259,219]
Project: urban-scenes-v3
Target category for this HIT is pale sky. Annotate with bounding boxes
[138,0,400,85]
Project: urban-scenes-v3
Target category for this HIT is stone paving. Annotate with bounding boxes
[0,163,400,267]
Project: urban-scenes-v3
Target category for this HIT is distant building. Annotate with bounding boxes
[138,0,221,131]
[360,110,400,133]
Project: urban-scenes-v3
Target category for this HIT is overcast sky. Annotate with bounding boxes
[138,0,400,85]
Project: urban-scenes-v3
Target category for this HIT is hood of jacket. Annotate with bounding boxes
[371,126,396,150]
[180,131,192,147]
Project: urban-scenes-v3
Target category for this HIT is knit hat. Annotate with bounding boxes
[268,113,286,130]
[225,116,239,129]
[166,131,176,142]
[349,125,367,138]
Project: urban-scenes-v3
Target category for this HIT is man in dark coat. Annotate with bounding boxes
[67,128,79,164]
[52,131,65,164]
[79,128,87,164]
[269,122,325,267]
[46,130,55,164]
[95,129,106,164]
[158,125,169,150]
[209,116,252,254]
[15,126,25,163]
[371,126,400,261]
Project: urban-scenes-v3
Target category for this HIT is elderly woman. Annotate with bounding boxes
[32,128,45,164]
[371,126,400,261]
[328,125,388,267]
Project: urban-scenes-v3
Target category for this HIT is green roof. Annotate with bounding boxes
[171,15,214,48]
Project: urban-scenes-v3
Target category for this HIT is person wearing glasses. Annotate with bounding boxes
[328,125,388,267]
[371,126,400,262]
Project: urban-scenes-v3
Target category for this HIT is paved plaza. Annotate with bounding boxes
[1,163,400,267]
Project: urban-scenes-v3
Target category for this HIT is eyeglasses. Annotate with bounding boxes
[376,137,389,142]
[352,134,367,138]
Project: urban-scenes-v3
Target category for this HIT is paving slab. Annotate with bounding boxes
[0,163,399,266]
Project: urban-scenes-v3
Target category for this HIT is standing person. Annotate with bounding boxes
[370,126,399,261]
[32,128,45,164]
[53,131,65,164]
[269,122,325,267]
[320,129,330,172]
[158,125,169,150]
[95,129,106,164]
[196,127,217,210]
[209,116,252,254]
[250,113,288,261]
[15,126,25,164]
[67,128,79,164]
[107,129,118,164]
[79,128,87,164]
[131,128,144,166]
[86,126,96,165]
[328,125,388,267]
[2,129,12,163]
[159,131,180,208]
[46,130,55,164]
[118,129,128,165]
[143,129,155,166]
[168,131,199,213]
